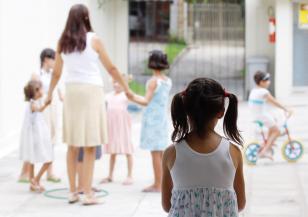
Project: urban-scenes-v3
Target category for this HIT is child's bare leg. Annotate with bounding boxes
[29,164,35,181]
[123,154,133,185]
[29,164,39,192]
[142,151,162,192]
[30,162,51,192]
[19,162,30,181]
[100,154,116,183]
[35,162,52,184]
[47,163,61,182]
[259,126,280,157]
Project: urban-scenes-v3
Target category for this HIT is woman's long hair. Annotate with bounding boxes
[59,4,93,54]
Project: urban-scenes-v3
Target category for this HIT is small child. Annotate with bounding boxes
[248,71,291,159]
[18,48,61,183]
[162,78,246,216]
[19,80,53,192]
[130,50,172,192]
[100,79,134,185]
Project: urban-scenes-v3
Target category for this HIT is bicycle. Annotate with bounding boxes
[244,115,304,165]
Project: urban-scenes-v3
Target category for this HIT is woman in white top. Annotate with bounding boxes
[47,4,132,205]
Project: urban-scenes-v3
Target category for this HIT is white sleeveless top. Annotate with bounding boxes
[168,138,238,217]
[62,32,103,86]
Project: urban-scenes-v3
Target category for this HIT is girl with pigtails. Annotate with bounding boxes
[161,78,246,217]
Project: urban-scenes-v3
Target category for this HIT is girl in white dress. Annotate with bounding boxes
[20,80,53,192]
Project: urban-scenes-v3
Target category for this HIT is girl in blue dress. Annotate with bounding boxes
[131,50,172,192]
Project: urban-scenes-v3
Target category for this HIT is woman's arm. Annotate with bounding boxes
[47,45,63,104]
[92,36,131,97]
[231,145,246,212]
[162,145,176,213]
[130,78,157,106]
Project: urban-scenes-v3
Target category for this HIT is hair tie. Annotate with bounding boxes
[224,89,230,98]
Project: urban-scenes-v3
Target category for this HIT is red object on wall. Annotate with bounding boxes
[269,17,276,43]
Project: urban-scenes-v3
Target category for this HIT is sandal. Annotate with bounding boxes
[82,194,103,206]
[78,187,101,195]
[47,175,61,183]
[122,177,133,186]
[18,177,30,184]
[99,177,113,184]
[259,150,274,161]
[30,179,44,193]
[68,192,80,204]
[142,185,161,193]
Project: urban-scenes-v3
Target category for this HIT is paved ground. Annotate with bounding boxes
[0,94,308,217]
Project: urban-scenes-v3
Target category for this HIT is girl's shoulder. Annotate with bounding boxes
[163,144,177,170]
[146,77,159,88]
[228,140,243,169]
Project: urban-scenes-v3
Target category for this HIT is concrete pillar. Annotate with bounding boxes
[170,0,178,36]
[245,0,276,94]
[0,0,3,138]
[275,0,293,98]
[88,0,129,90]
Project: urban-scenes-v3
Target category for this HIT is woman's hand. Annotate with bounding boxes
[125,89,134,100]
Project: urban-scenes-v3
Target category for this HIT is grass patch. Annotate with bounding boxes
[165,42,187,65]
[129,80,146,96]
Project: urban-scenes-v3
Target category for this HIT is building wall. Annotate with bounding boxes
[0,0,128,151]
[275,0,293,98]
[245,0,276,93]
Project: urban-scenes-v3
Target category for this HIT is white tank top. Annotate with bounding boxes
[171,137,236,190]
[62,32,103,86]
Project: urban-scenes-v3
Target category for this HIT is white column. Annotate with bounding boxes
[89,0,128,74]
[114,0,129,75]
[0,0,3,138]
[275,0,293,98]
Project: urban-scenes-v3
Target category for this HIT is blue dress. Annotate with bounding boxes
[140,78,172,151]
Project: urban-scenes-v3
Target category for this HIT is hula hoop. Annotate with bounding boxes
[43,188,109,200]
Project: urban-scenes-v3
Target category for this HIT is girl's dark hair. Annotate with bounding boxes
[40,48,55,67]
[254,71,269,85]
[148,50,169,71]
[24,80,42,101]
[171,78,243,145]
[59,4,93,54]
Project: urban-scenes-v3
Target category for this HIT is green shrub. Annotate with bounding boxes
[129,80,146,96]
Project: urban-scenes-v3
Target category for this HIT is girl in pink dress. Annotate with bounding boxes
[101,80,134,185]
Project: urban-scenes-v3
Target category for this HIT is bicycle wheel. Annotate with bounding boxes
[282,140,304,162]
[244,142,261,165]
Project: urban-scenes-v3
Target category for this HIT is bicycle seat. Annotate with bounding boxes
[253,120,264,128]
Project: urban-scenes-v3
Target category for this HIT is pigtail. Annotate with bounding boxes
[171,93,189,142]
[223,93,243,145]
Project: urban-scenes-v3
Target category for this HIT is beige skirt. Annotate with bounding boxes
[63,83,108,147]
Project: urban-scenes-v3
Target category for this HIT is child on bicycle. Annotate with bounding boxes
[248,71,291,159]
